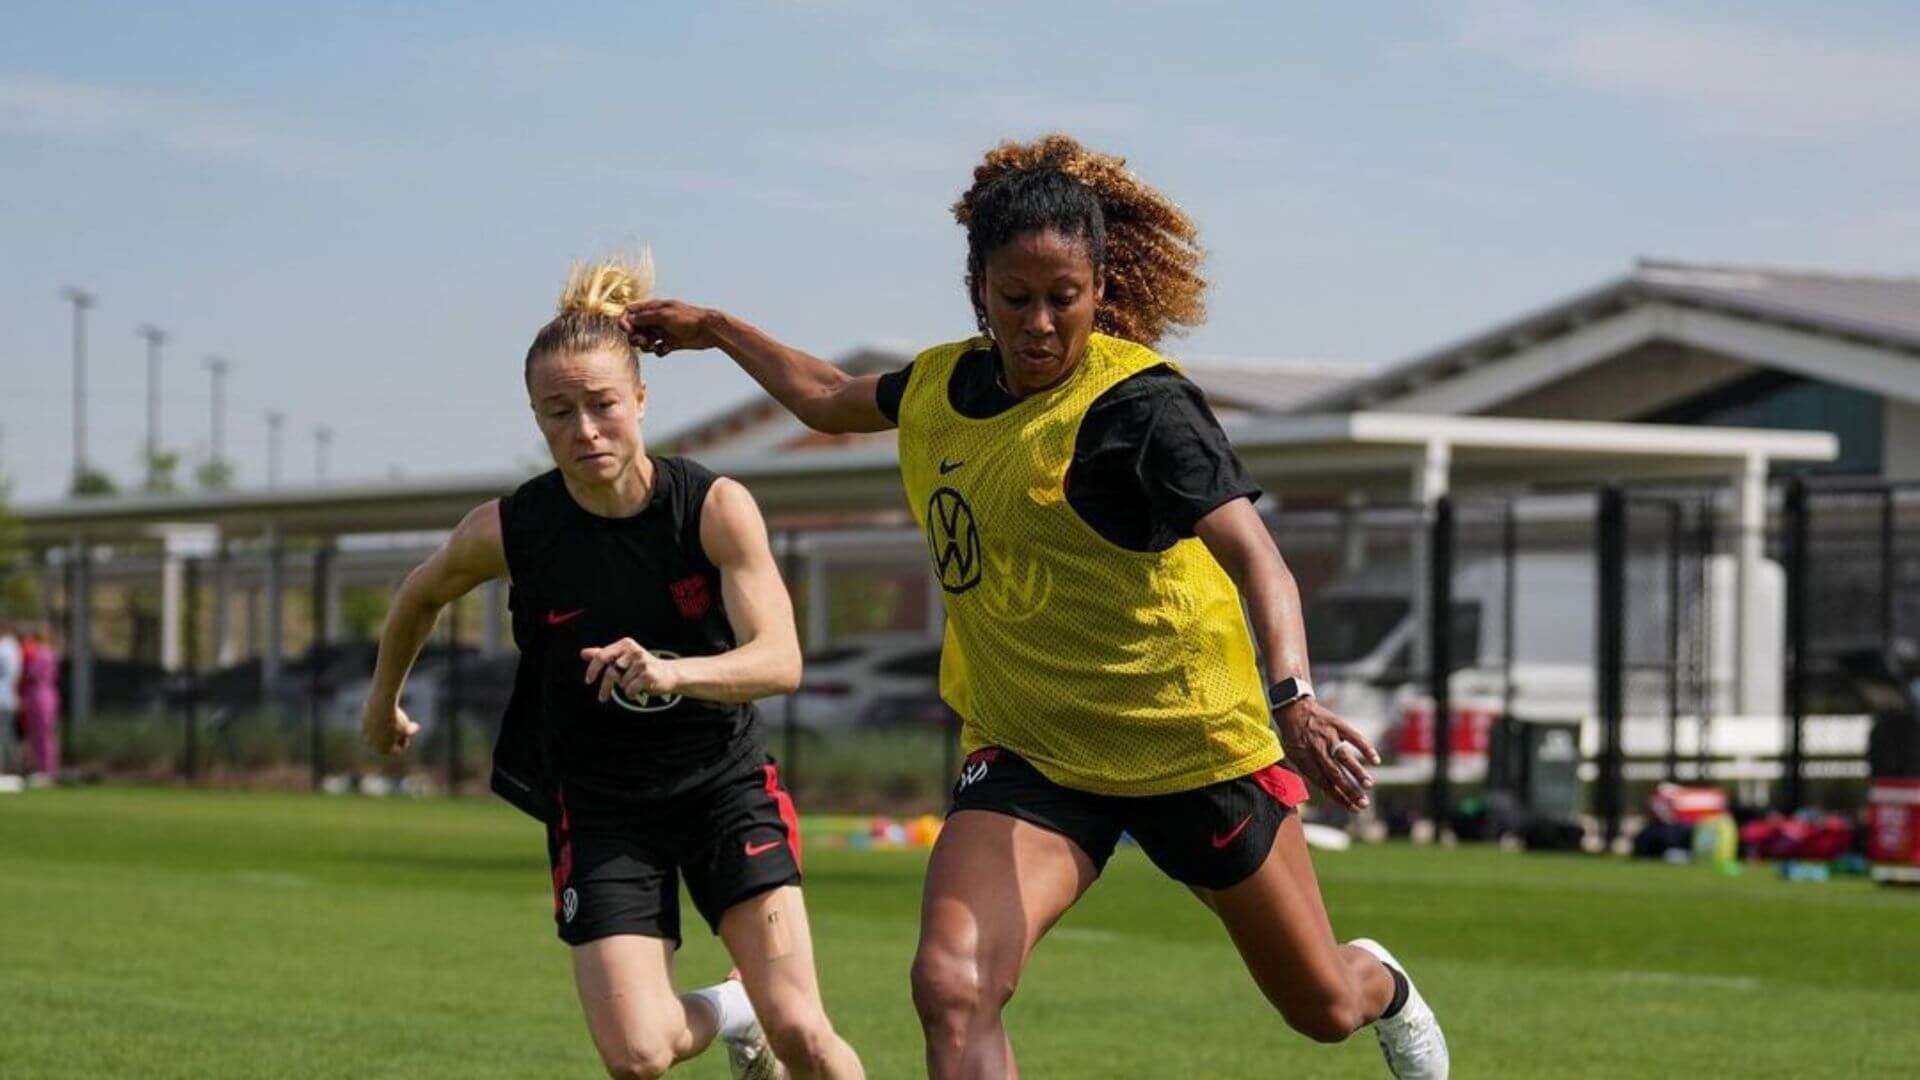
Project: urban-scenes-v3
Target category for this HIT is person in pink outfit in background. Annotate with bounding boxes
[18,622,61,777]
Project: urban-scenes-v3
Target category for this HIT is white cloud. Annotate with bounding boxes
[0,72,361,176]
[0,73,141,131]
[1442,2,1920,137]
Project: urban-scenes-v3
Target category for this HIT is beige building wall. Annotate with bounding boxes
[1485,342,1752,421]
[1883,399,1920,481]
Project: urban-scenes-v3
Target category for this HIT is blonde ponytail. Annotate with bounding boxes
[558,250,656,318]
[526,250,657,384]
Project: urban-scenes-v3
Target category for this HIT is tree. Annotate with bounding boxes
[195,459,234,491]
[71,465,117,497]
[143,448,182,494]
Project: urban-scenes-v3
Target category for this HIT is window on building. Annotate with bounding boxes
[1642,370,1883,475]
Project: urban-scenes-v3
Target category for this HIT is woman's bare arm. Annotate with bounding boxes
[623,299,894,435]
[362,501,508,752]
[1196,497,1379,811]
[581,479,802,705]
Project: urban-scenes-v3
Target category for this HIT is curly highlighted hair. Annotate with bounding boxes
[953,134,1205,348]
[523,250,656,384]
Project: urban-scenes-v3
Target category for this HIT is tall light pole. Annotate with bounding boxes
[266,411,285,490]
[204,356,231,469]
[138,325,166,487]
[314,424,333,485]
[61,287,96,492]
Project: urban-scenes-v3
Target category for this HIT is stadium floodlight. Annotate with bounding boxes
[314,424,333,485]
[267,411,285,490]
[138,325,166,485]
[60,286,96,491]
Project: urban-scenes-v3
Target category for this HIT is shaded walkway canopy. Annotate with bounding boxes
[18,411,1836,545]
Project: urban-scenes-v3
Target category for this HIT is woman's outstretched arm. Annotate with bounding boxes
[362,500,508,753]
[622,299,894,435]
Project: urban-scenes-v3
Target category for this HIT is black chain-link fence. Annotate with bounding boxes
[1778,478,1920,810]
[41,479,1896,823]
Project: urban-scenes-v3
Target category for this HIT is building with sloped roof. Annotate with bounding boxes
[1297,258,1920,479]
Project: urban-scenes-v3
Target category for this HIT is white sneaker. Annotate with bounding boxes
[723,1013,787,1080]
[1351,938,1449,1079]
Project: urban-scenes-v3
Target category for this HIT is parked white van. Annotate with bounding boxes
[1305,551,1783,748]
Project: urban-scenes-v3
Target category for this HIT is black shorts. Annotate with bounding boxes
[948,747,1309,890]
[546,758,803,947]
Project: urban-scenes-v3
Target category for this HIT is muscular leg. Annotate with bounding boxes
[571,934,719,1079]
[718,885,864,1079]
[911,810,1099,1080]
[1196,815,1395,1044]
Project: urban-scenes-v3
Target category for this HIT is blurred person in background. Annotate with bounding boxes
[362,256,863,1080]
[626,134,1449,1079]
[0,620,20,773]
[18,621,60,778]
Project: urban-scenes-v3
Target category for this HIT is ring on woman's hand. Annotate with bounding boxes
[613,658,632,672]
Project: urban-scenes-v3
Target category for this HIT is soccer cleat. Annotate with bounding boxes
[723,1012,788,1080]
[1351,938,1449,1079]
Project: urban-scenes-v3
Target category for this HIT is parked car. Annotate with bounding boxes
[766,633,945,733]
[326,648,516,733]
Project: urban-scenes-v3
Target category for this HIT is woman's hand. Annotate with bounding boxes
[362,699,420,754]
[1275,698,1379,811]
[622,299,719,356]
[582,638,682,705]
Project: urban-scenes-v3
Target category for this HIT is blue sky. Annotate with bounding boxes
[4,1,1917,501]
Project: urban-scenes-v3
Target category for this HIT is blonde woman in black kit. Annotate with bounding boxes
[362,257,864,1080]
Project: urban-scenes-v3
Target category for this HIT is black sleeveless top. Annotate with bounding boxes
[489,457,763,819]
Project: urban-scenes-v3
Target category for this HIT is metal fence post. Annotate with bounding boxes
[182,556,201,782]
[1426,494,1455,829]
[1595,486,1626,849]
[309,543,333,791]
[68,539,93,742]
[1783,477,1809,813]
[1665,501,1683,783]
[263,526,284,708]
[1693,503,1717,780]
[1500,500,1517,725]
[1881,487,1896,655]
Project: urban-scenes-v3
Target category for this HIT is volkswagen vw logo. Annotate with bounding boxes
[926,487,982,594]
[611,649,684,713]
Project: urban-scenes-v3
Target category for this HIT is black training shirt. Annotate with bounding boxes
[495,457,763,817]
[875,346,1262,552]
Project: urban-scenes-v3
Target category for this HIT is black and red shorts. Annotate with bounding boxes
[949,747,1309,890]
[546,758,802,947]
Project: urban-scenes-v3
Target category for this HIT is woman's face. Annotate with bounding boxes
[979,228,1104,395]
[528,348,646,485]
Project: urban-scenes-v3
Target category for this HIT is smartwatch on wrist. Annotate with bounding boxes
[1268,676,1314,712]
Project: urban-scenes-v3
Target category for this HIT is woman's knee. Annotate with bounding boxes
[600,1038,677,1080]
[910,946,1013,1030]
[760,1010,838,1073]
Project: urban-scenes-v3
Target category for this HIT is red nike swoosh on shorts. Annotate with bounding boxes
[744,839,781,857]
[546,609,585,626]
[1211,815,1253,848]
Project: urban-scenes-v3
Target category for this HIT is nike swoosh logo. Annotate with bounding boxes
[938,458,964,475]
[744,839,781,857]
[546,609,585,626]
[1211,815,1253,849]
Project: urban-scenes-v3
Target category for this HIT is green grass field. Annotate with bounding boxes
[4,788,1917,1078]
